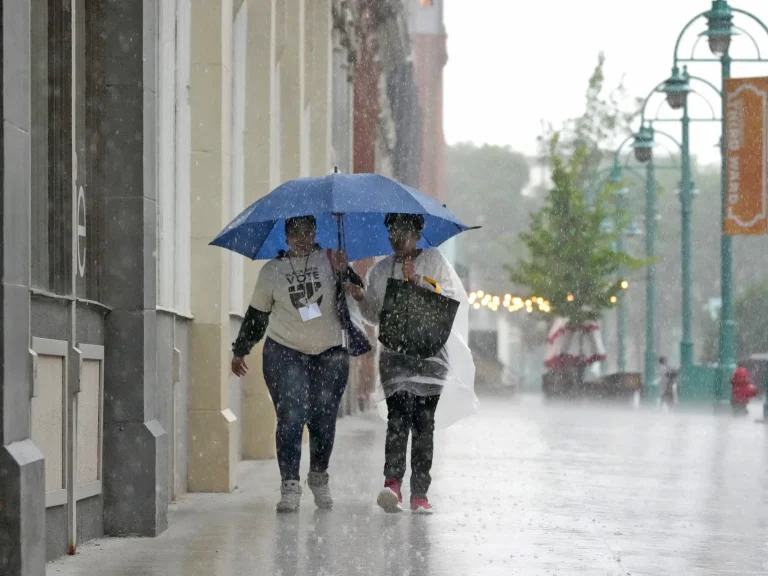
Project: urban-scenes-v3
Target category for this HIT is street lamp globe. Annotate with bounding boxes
[704,0,734,56]
[633,126,654,164]
[662,66,690,110]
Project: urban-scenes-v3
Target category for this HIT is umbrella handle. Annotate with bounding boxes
[334,214,345,284]
[335,213,344,253]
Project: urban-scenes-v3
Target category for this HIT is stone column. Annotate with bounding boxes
[187,0,238,492]
[0,2,46,573]
[307,0,333,176]
[280,0,304,181]
[101,0,168,536]
[240,0,276,461]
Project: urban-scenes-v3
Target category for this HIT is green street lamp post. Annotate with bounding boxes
[662,67,696,374]
[633,125,658,394]
[671,0,768,404]
[618,123,685,398]
[640,66,721,399]
[592,119,684,387]
[592,138,657,382]
[637,70,709,396]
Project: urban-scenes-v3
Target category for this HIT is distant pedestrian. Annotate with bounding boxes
[347,213,477,514]
[231,216,369,513]
[730,365,758,417]
[658,356,677,409]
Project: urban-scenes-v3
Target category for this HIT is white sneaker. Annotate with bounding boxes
[276,480,302,513]
[307,471,333,509]
[377,479,403,513]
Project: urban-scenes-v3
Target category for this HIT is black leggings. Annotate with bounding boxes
[384,391,440,498]
[262,338,349,481]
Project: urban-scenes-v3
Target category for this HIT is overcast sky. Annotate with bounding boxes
[443,0,768,165]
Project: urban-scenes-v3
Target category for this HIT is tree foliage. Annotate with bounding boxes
[538,52,641,189]
[510,137,644,325]
[650,161,768,363]
[702,280,768,363]
[510,53,646,326]
[446,143,535,294]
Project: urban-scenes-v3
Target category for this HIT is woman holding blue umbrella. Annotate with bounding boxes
[214,171,476,512]
[231,215,368,513]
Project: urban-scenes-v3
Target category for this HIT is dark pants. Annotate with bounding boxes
[731,402,749,417]
[384,391,440,498]
[262,338,349,482]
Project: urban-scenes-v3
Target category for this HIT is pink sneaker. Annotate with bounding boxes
[377,479,403,513]
[410,497,433,514]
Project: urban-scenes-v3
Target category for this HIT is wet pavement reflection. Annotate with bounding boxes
[50,395,768,575]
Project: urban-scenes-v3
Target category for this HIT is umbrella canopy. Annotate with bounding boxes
[210,172,474,261]
[544,317,606,369]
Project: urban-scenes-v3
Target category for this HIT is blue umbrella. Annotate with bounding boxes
[210,172,475,261]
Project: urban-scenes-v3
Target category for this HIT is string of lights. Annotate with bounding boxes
[468,291,551,314]
[468,281,629,315]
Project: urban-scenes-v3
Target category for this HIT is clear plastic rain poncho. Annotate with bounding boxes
[355,248,478,429]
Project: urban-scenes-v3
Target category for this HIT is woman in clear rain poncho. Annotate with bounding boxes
[346,213,478,513]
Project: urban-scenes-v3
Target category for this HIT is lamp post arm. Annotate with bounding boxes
[672,12,709,63]
[640,75,721,130]
[732,8,768,38]
[686,74,722,98]
[617,162,645,183]
[672,8,768,65]
[613,135,636,158]
[639,81,674,126]
[651,129,683,153]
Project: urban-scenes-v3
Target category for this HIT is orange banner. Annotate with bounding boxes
[724,77,768,235]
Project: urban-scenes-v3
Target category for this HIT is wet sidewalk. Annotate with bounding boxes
[50,395,768,575]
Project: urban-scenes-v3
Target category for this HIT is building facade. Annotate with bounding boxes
[1,0,348,572]
[0,0,441,571]
[407,0,447,203]
[346,0,414,406]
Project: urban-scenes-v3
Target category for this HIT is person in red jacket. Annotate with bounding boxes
[731,366,759,416]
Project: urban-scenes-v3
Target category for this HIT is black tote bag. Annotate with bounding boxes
[378,278,460,359]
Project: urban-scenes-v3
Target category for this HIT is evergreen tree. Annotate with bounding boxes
[510,136,645,326]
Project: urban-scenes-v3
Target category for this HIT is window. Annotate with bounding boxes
[30,1,50,290]
[157,0,191,315]
[31,0,73,296]
[230,1,248,312]
[31,1,106,301]
[84,2,106,302]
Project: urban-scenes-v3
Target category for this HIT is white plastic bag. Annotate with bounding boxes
[365,250,478,429]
